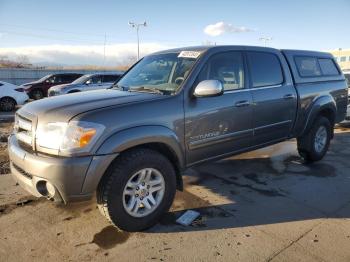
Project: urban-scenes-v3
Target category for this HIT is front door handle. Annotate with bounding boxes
[235,100,250,107]
[283,94,295,100]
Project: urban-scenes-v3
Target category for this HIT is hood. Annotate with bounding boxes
[18,89,161,123]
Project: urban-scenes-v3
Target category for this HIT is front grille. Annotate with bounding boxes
[14,113,33,149]
[12,163,33,180]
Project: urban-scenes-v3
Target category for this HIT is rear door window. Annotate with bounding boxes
[247,52,284,87]
[60,74,74,82]
[318,58,339,76]
[50,75,63,83]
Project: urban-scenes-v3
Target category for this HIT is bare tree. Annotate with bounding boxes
[16,55,31,67]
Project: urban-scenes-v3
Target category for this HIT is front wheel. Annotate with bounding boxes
[0,97,16,112]
[97,148,177,231]
[297,116,332,162]
[30,89,44,100]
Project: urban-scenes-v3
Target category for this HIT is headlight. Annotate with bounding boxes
[36,121,105,155]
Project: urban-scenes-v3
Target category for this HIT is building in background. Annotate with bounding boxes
[329,49,350,71]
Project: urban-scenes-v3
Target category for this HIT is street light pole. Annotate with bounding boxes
[259,37,272,47]
[128,21,147,60]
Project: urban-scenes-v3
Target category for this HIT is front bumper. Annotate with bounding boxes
[8,134,117,203]
[16,92,29,105]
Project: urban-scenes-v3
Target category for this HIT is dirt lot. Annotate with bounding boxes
[1,121,350,262]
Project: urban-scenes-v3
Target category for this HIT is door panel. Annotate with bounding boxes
[247,51,298,145]
[184,51,253,165]
[185,91,253,164]
[251,85,297,145]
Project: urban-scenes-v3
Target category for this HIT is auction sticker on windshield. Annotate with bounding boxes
[178,51,201,59]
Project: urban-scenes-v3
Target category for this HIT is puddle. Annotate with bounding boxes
[196,171,285,198]
[244,173,267,185]
[158,212,178,226]
[92,226,130,249]
[298,163,336,178]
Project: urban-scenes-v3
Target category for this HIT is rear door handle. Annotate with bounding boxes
[235,100,250,107]
[283,94,294,100]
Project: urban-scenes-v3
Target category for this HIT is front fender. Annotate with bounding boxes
[81,126,185,195]
[301,95,336,136]
[97,125,185,168]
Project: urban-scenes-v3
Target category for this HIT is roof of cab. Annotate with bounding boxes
[151,45,281,55]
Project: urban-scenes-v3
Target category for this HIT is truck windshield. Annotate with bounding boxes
[116,52,200,95]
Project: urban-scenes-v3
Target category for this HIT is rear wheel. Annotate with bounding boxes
[97,148,177,232]
[31,89,44,100]
[0,97,16,112]
[297,116,332,162]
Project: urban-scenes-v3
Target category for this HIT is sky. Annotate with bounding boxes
[0,0,349,66]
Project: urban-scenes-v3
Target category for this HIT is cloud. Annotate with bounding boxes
[204,21,253,37]
[0,43,170,66]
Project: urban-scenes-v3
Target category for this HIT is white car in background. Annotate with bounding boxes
[0,81,29,111]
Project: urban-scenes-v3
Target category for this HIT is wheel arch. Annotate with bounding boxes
[300,95,336,138]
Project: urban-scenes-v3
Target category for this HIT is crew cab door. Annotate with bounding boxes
[185,51,253,165]
[247,51,298,145]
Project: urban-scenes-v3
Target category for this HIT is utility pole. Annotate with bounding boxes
[128,21,147,60]
[103,33,107,66]
[259,37,272,47]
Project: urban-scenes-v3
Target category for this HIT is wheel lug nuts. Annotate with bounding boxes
[135,194,139,197]
[142,182,145,186]
[146,192,149,196]
[136,186,139,190]
[140,197,143,200]
[147,185,150,189]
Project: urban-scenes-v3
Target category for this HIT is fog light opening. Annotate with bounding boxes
[46,182,56,197]
[36,180,56,198]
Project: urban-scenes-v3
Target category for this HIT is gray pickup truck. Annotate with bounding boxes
[8,46,347,231]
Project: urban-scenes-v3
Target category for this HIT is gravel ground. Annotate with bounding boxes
[0,122,12,175]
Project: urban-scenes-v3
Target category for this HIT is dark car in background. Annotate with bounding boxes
[21,73,83,99]
[48,73,123,97]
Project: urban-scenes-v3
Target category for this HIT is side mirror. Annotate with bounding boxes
[193,80,224,98]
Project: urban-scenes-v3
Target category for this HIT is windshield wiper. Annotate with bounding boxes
[129,86,164,95]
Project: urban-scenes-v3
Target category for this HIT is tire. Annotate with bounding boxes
[97,148,177,232]
[297,116,332,162]
[0,97,16,112]
[30,89,44,100]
